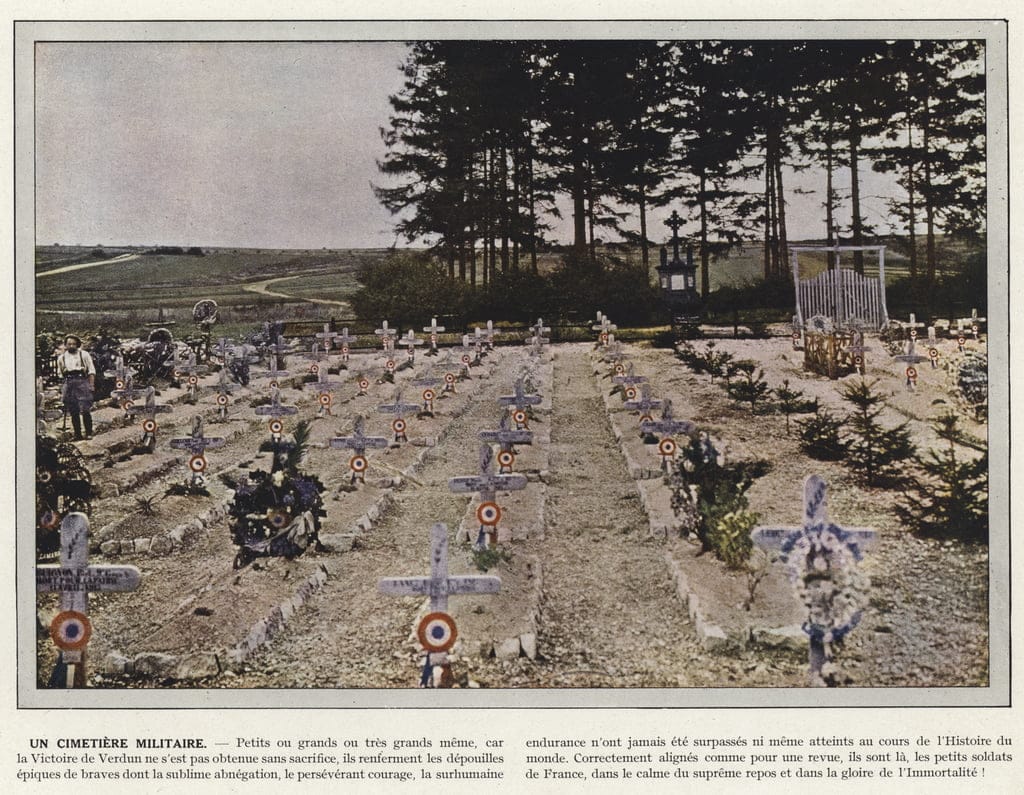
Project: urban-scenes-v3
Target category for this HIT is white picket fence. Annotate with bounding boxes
[791,247,890,330]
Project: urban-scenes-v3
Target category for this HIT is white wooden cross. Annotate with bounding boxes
[103,354,135,385]
[639,399,695,468]
[329,415,389,483]
[449,445,528,547]
[254,385,298,426]
[335,327,357,362]
[844,330,871,375]
[213,365,240,419]
[399,329,424,361]
[379,522,501,686]
[612,361,648,388]
[375,320,397,352]
[413,371,443,415]
[498,377,543,413]
[479,411,534,453]
[315,322,340,352]
[110,373,149,417]
[592,313,617,345]
[423,317,446,356]
[169,415,226,485]
[304,364,344,417]
[254,347,290,385]
[303,341,330,367]
[527,318,550,352]
[602,339,628,366]
[903,313,925,341]
[482,319,499,350]
[36,513,141,687]
[125,386,172,449]
[894,338,928,389]
[377,390,421,442]
[458,335,478,371]
[752,475,877,687]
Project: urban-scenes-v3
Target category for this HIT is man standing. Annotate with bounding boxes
[55,334,96,440]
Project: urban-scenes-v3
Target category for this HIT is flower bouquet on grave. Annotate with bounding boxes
[226,420,327,569]
[35,435,95,557]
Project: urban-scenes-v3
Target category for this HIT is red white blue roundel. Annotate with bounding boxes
[477,501,501,526]
[423,388,435,402]
[269,380,279,389]
[188,375,199,385]
[658,438,678,457]
[319,393,332,407]
[350,454,368,473]
[123,399,134,411]
[386,359,396,370]
[269,419,284,435]
[39,509,61,529]
[342,345,350,355]
[906,366,918,380]
[115,378,125,390]
[957,335,966,345]
[188,454,207,473]
[142,419,157,433]
[909,329,917,339]
[513,410,527,425]
[625,387,637,400]
[392,418,407,434]
[497,450,515,468]
[614,363,625,375]
[50,610,92,651]
[444,373,456,384]
[418,611,458,652]
[461,354,471,364]
[929,347,939,360]
[359,378,370,390]
[310,364,320,375]
[216,393,229,406]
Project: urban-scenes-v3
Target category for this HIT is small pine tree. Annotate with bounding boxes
[840,378,915,487]
[774,379,819,433]
[897,412,988,543]
[798,409,846,460]
[726,361,771,411]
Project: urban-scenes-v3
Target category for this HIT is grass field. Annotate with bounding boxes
[33,238,960,339]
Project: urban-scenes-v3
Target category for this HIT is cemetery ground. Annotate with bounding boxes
[35,333,988,690]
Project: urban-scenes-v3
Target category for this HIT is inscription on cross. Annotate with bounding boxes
[329,415,389,484]
[752,475,877,687]
[498,377,543,429]
[613,361,648,388]
[36,513,141,687]
[379,522,501,687]
[479,411,534,453]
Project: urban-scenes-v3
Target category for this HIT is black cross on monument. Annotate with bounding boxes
[37,513,141,687]
[752,474,877,687]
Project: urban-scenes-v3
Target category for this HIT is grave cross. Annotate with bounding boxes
[902,313,926,342]
[894,338,928,389]
[472,327,488,358]
[254,347,290,386]
[254,385,299,429]
[169,415,226,486]
[103,354,135,386]
[413,371,443,415]
[329,415,389,483]
[377,390,421,443]
[173,350,210,400]
[125,386,172,449]
[335,327,357,363]
[379,522,501,687]
[448,446,528,548]
[612,362,648,388]
[423,317,446,356]
[479,411,534,453]
[752,475,877,687]
[639,399,696,468]
[213,366,240,419]
[527,318,551,352]
[592,313,617,345]
[844,330,871,376]
[602,339,628,366]
[36,513,141,687]
[302,341,330,368]
[482,320,499,350]
[399,329,424,361]
[458,335,479,371]
[624,383,663,423]
[375,320,397,352]
[110,373,149,417]
[315,322,339,352]
[665,209,684,261]
[499,377,543,429]
[212,336,234,362]
[304,365,344,417]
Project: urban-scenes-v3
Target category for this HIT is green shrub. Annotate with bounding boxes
[840,378,915,487]
[798,409,847,460]
[349,252,470,327]
[709,510,759,569]
[897,412,988,543]
[726,361,771,410]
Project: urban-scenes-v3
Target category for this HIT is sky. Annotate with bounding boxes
[35,41,904,251]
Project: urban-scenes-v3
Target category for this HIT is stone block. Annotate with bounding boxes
[174,653,221,680]
[102,652,130,675]
[133,537,150,555]
[99,540,121,557]
[150,535,173,556]
[520,633,538,660]
[751,625,806,651]
[494,637,521,660]
[133,652,178,678]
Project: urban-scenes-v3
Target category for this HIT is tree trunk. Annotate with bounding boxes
[699,171,710,298]
[825,130,836,270]
[572,153,588,255]
[526,135,538,274]
[639,176,649,269]
[511,142,521,271]
[763,154,773,280]
[774,140,789,278]
[849,125,864,275]
[906,118,918,282]
[500,144,510,274]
